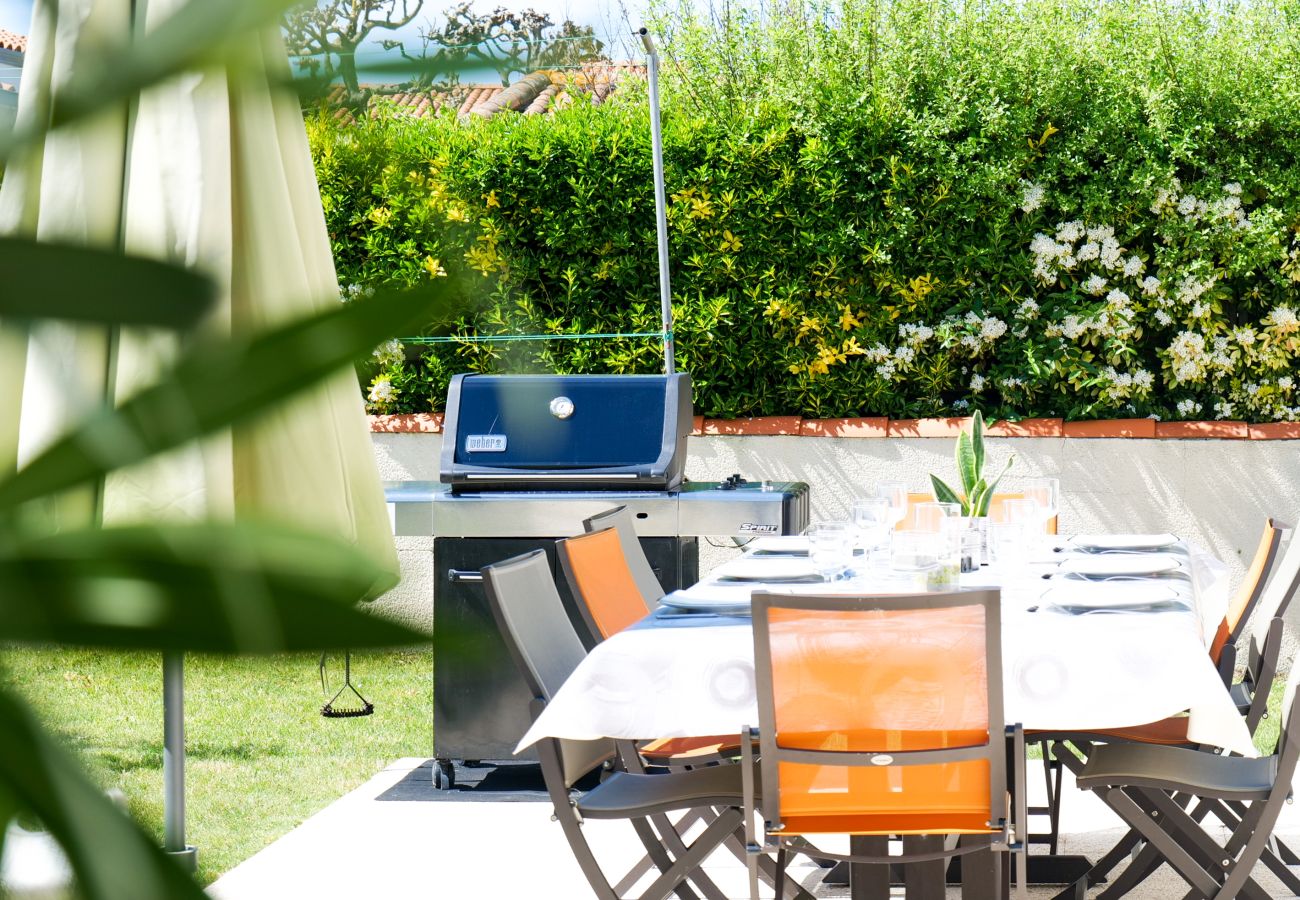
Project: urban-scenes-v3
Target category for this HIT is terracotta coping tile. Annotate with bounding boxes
[1248,422,1300,440]
[1062,418,1157,439]
[702,416,802,436]
[799,417,890,438]
[369,413,444,433]
[364,413,1297,439]
[887,417,971,438]
[986,418,1064,438]
[1155,421,1249,440]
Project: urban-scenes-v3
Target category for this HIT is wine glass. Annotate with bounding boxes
[875,481,910,529]
[807,522,855,582]
[1023,477,1061,541]
[913,501,961,534]
[852,497,892,562]
[998,498,1039,526]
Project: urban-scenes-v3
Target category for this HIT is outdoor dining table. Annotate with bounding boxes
[515,534,1255,897]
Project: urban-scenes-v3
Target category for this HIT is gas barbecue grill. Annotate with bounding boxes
[385,372,809,789]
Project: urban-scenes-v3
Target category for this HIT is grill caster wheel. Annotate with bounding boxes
[433,759,456,790]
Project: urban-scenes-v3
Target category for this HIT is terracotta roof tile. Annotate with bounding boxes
[0,29,26,53]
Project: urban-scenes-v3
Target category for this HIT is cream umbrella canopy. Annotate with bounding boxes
[0,0,399,865]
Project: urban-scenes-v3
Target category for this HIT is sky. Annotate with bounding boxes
[0,0,30,34]
[0,0,650,51]
[0,0,651,88]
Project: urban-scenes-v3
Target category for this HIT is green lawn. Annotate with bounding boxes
[0,648,431,886]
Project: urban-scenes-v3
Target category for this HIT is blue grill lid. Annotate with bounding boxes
[453,375,666,468]
[440,373,692,491]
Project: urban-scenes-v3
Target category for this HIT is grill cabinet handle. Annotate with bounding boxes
[447,569,484,583]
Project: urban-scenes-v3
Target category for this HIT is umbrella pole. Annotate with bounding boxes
[639,27,674,375]
[163,651,198,870]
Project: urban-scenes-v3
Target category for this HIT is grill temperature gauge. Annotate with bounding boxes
[549,396,575,419]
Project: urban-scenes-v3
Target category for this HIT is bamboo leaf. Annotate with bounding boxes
[971,410,985,481]
[0,521,426,650]
[0,0,302,162]
[0,284,448,513]
[956,428,978,496]
[0,686,209,900]
[0,239,216,329]
[930,474,966,514]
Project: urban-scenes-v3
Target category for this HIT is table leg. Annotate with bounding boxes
[903,836,945,900]
[849,835,889,900]
[960,838,1002,900]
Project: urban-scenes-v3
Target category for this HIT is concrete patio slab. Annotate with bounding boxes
[209,757,1300,899]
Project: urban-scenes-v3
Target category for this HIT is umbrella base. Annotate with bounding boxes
[165,845,198,873]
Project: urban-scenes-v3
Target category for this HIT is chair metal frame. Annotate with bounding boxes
[743,589,1028,900]
[559,526,655,646]
[483,550,739,900]
[1071,673,1300,900]
[483,550,813,900]
[584,505,666,607]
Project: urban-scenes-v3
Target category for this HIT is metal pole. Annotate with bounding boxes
[639,28,675,375]
[163,651,197,870]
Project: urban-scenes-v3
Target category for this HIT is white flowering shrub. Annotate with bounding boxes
[318,0,1300,422]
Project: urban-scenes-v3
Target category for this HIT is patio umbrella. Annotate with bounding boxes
[0,0,399,867]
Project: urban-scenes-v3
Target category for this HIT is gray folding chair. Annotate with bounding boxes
[743,589,1028,900]
[584,505,666,607]
[1043,520,1300,900]
[1049,618,1300,900]
[1035,518,1296,897]
[1073,661,1300,900]
[481,550,746,900]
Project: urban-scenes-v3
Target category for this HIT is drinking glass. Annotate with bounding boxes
[852,497,893,555]
[1023,477,1061,540]
[986,521,1026,568]
[875,481,910,529]
[807,521,855,582]
[889,530,941,574]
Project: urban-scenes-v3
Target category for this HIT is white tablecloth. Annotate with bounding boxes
[518,540,1255,758]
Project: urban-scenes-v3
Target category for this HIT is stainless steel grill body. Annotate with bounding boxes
[390,373,809,789]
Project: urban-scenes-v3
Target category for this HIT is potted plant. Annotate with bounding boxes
[930,411,1015,517]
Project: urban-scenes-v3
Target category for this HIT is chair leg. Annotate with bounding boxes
[631,818,702,900]
[775,845,788,899]
[639,810,745,900]
[722,828,814,899]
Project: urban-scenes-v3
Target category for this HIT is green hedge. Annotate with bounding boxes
[314,0,1300,422]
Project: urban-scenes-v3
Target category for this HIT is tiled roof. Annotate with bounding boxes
[321,63,646,125]
[0,29,26,52]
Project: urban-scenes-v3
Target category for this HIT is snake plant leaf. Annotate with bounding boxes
[0,284,445,513]
[970,478,991,517]
[0,239,216,329]
[930,475,966,514]
[0,521,426,651]
[0,686,210,900]
[971,410,985,482]
[981,456,1017,514]
[956,427,978,496]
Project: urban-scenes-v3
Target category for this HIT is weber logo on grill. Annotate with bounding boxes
[738,523,779,535]
[465,434,508,453]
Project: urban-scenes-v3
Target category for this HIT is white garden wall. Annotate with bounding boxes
[372,432,1300,642]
